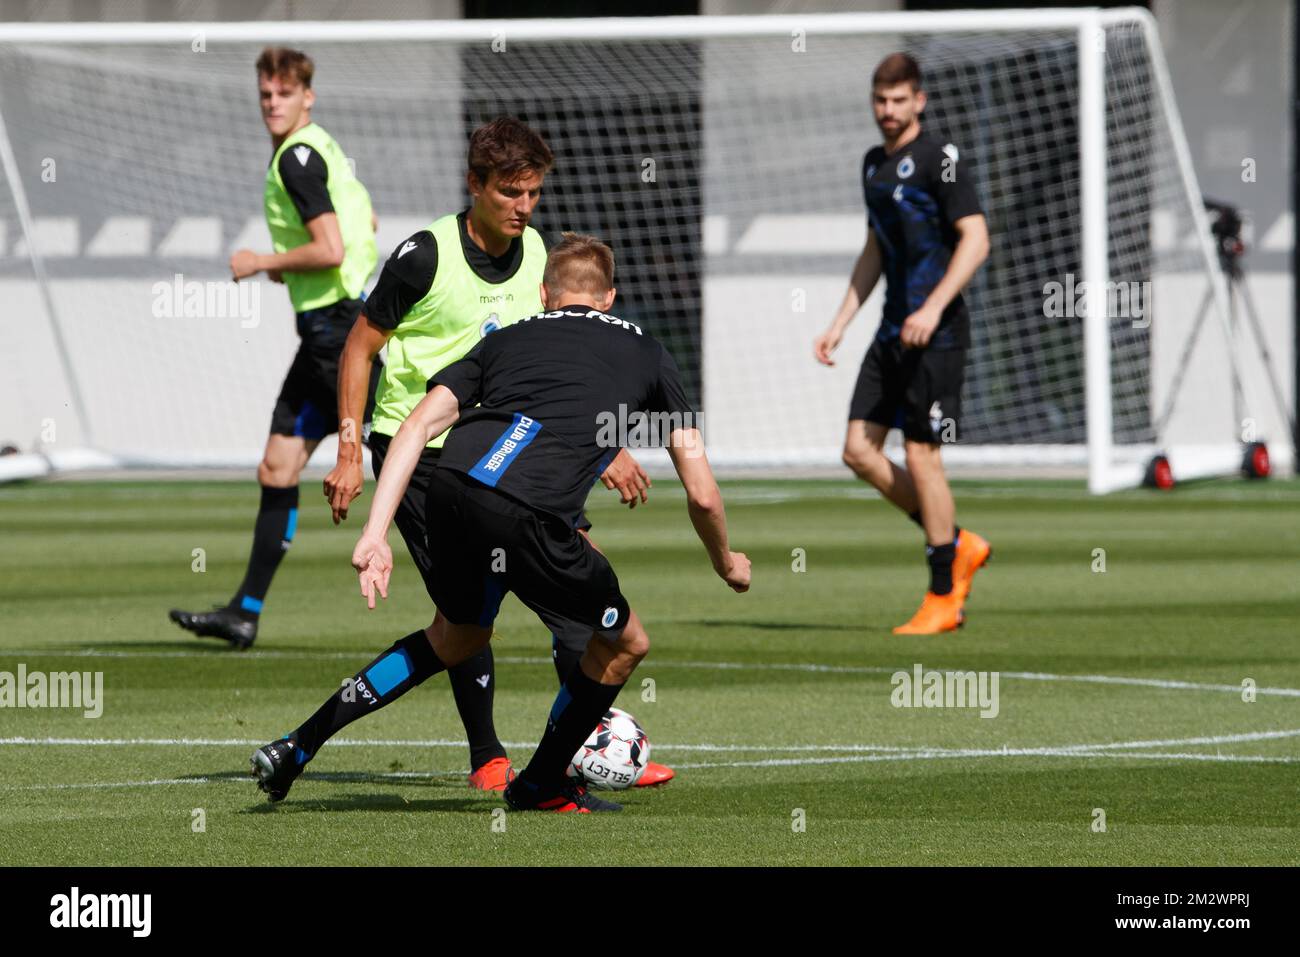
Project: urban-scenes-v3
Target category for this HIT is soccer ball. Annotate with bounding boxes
[568,708,650,790]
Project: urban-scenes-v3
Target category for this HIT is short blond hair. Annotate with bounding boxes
[543,232,615,300]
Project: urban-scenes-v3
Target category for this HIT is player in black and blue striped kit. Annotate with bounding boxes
[815,53,993,634]
[251,234,750,812]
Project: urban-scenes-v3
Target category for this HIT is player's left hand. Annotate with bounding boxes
[601,448,651,508]
[324,458,365,525]
[352,532,393,609]
[900,303,942,349]
[230,248,263,281]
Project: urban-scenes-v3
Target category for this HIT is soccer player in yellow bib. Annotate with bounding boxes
[322,118,675,792]
[170,47,380,650]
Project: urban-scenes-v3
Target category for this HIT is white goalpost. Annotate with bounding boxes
[0,9,1267,492]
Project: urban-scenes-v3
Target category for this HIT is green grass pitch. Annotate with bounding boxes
[1,476,1297,866]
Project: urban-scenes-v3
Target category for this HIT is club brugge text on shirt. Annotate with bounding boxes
[469,413,542,487]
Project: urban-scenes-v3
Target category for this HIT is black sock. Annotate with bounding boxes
[519,668,623,791]
[230,485,299,617]
[290,630,445,760]
[551,632,583,686]
[926,541,957,596]
[448,645,506,771]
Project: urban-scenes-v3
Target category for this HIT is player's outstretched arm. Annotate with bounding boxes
[815,228,883,366]
[666,428,750,593]
[231,213,345,280]
[324,314,393,523]
[352,385,461,608]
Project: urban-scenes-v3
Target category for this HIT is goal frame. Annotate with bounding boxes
[0,8,1243,492]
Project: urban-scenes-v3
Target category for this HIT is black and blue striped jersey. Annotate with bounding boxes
[862,130,982,350]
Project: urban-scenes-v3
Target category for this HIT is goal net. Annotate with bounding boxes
[0,11,1245,491]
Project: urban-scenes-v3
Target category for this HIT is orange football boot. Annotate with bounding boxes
[952,529,992,603]
[892,591,965,635]
[635,762,675,787]
[467,756,515,791]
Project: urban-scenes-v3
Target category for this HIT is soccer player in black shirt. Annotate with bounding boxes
[321,119,671,792]
[814,53,992,634]
[169,48,380,648]
[251,234,750,812]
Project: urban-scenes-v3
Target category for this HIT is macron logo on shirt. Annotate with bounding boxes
[292,145,312,167]
[397,240,417,259]
[468,414,542,487]
[522,308,643,336]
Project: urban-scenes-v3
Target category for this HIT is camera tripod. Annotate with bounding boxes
[1150,199,1295,483]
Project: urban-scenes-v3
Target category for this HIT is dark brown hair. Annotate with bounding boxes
[543,232,615,298]
[468,116,555,187]
[872,52,922,91]
[256,47,314,87]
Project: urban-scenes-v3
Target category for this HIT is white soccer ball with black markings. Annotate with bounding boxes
[568,707,650,790]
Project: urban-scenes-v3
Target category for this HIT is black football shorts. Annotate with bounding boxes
[422,467,629,645]
[848,338,966,445]
[370,435,600,654]
[270,297,380,440]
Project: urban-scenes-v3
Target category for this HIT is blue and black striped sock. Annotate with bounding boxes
[230,484,299,618]
[291,630,445,761]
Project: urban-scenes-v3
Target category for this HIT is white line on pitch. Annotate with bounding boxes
[4,649,1298,699]
[1084,751,1300,764]
[0,736,959,750]
[0,770,467,793]
[8,746,1298,793]
[671,749,1300,770]
[3,727,1297,754]
[0,649,373,660]
[994,671,1300,698]
[2,777,223,791]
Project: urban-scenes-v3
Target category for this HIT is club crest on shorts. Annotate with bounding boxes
[896,155,915,179]
[480,313,501,336]
[929,401,943,435]
[601,606,619,628]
